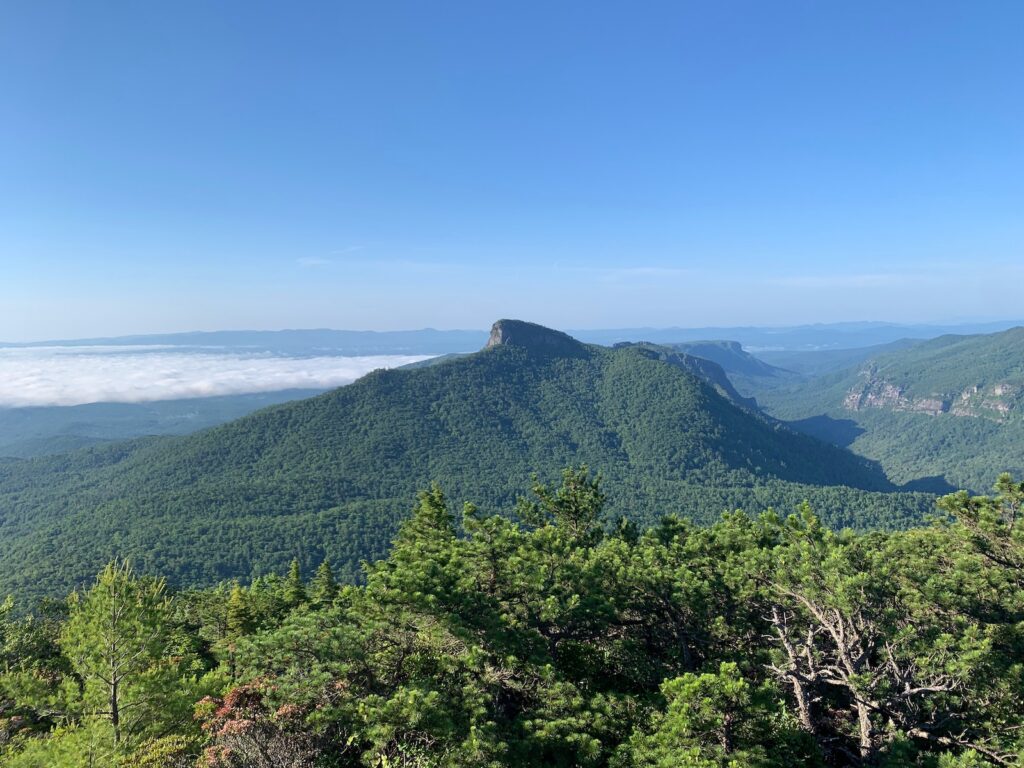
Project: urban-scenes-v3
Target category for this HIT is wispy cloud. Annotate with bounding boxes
[0,347,432,407]
[297,257,333,268]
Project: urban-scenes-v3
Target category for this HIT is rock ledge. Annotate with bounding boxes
[485,320,585,356]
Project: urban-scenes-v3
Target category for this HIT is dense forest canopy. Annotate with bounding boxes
[0,469,1021,766]
[0,325,934,601]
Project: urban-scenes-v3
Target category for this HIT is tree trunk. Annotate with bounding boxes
[111,678,121,745]
[720,712,735,753]
[855,699,872,760]
[790,676,815,732]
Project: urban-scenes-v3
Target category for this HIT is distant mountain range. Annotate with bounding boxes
[0,320,932,600]
[580,320,1024,351]
[4,319,1021,355]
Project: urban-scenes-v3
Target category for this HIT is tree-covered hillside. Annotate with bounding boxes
[744,327,1024,491]
[0,321,932,600]
[1,471,1021,767]
[753,338,922,377]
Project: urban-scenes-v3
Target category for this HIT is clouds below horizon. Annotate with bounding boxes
[0,347,432,407]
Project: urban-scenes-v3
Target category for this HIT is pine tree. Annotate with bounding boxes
[284,559,306,607]
[60,561,171,747]
[310,560,338,606]
[226,584,253,638]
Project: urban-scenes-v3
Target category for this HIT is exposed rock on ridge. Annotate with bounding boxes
[485,319,586,356]
[843,369,1020,421]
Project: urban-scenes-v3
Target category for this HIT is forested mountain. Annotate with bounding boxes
[609,341,760,410]
[0,320,932,600]
[744,327,1024,492]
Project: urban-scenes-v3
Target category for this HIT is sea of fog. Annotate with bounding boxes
[0,345,433,407]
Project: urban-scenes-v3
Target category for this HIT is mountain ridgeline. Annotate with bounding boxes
[746,326,1024,492]
[0,320,934,598]
[668,339,792,379]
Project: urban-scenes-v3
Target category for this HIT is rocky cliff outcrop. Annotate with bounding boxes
[485,319,588,357]
[843,368,1019,421]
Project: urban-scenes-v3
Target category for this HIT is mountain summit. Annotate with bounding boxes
[485,319,586,356]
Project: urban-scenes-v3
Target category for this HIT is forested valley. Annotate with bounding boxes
[1,468,1021,767]
[740,327,1024,494]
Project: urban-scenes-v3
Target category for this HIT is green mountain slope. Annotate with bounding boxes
[752,338,922,377]
[0,320,933,599]
[746,327,1024,491]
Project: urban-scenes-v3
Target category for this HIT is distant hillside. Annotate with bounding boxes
[752,338,922,377]
[0,390,325,459]
[842,329,1024,419]
[0,320,932,600]
[744,327,1024,491]
[668,340,790,378]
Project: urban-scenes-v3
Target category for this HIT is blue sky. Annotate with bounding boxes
[2,1,1022,340]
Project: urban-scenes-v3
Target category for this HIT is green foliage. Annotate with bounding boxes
[4,473,1023,766]
[60,562,181,746]
[745,327,1024,492]
[616,662,811,767]
[3,719,117,768]
[0,340,934,601]
[310,560,338,606]
[283,559,306,608]
[516,466,606,544]
[225,584,253,639]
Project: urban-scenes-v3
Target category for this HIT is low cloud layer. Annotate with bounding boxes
[0,347,432,407]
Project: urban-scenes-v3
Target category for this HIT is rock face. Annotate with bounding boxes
[485,319,587,356]
[842,378,950,416]
[843,369,1019,421]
